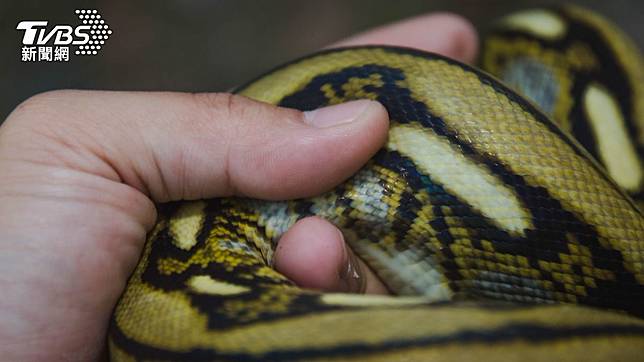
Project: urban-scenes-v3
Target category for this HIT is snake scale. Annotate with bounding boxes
[109,5,644,361]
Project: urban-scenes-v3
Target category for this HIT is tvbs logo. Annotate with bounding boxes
[18,21,91,45]
[17,9,112,62]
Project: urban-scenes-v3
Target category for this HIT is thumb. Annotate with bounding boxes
[7,91,389,202]
[212,95,390,200]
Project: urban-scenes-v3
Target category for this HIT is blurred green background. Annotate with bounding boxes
[1,0,642,122]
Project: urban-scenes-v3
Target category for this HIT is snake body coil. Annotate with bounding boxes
[110,5,644,361]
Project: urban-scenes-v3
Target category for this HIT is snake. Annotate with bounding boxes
[109,5,644,361]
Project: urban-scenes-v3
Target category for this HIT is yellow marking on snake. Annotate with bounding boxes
[321,293,428,307]
[389,124,531,236]
[565,5,644,147]
[168,200,206,250]
[187,275,250,295]
[501,9,567,39]
[584,83,642,192]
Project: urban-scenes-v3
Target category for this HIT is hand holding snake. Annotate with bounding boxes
[0,13,476,361]
[3,5,644,361]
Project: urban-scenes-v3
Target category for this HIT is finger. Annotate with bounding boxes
[274,216,389,294]
[331,12,479,64]
[6,91,389,203]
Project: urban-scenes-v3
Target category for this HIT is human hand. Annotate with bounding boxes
[0,13,476,361]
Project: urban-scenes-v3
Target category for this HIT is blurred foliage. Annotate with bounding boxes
[1,0,642,121]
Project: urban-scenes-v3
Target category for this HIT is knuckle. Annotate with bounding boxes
[189,92,265,143]
[191,92,247,121]
[190,92,302,127]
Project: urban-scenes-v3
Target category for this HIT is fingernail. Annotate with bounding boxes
[304,100,375,128]
[338,232,367,293]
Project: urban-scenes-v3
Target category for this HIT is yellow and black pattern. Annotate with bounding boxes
[482,5,644,204]
[110,5,644,362]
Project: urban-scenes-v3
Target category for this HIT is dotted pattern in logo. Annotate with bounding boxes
[75,9,112,56]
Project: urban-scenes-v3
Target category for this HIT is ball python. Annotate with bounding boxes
[109,5,644,361]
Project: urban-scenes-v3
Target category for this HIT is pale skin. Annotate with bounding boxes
[0,13,477,361]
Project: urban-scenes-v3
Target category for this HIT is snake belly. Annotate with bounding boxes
[109,5,644,362]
